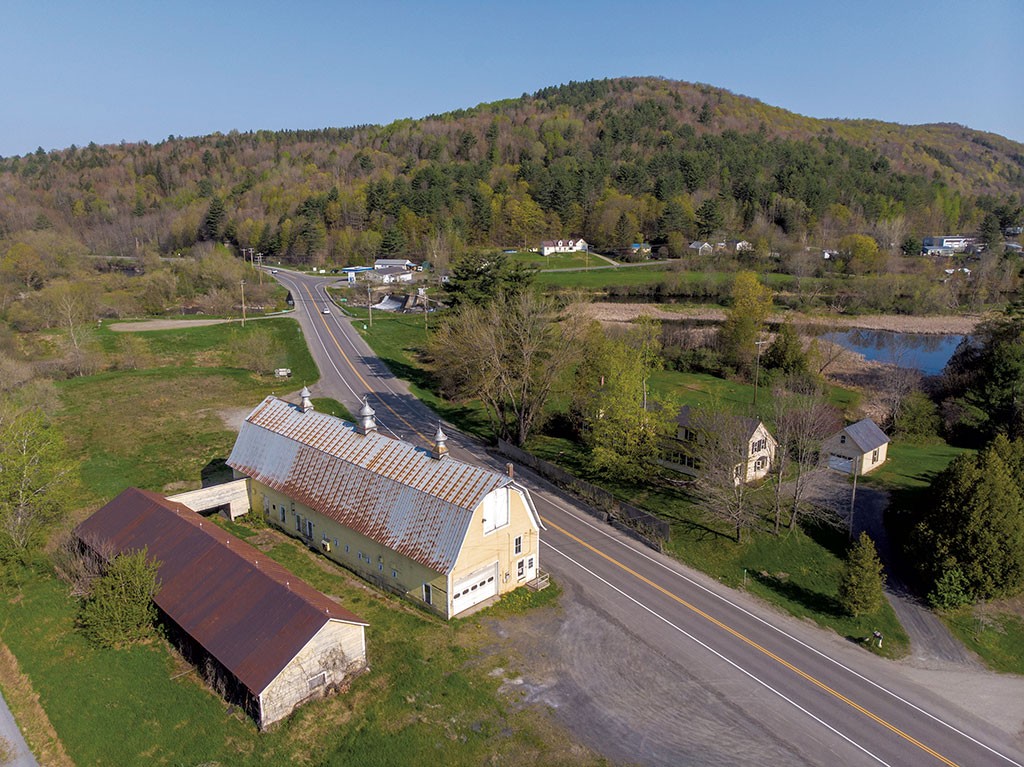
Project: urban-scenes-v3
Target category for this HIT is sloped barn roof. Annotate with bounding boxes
[843,418,890,453]
[76,488,366,696]
[228,397,514,574]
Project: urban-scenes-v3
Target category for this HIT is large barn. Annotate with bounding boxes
[227,394,544,619]
[76,488,368,729]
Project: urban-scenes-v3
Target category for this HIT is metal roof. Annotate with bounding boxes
[76,488,367,696]
[227,397,514,574]
[842,418,890,453]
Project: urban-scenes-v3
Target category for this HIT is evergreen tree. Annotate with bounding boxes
[79,548,161,649]
[838,532,886,617]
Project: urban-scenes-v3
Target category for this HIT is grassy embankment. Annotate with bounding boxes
[1,318,596,767]
[355,312,909,656]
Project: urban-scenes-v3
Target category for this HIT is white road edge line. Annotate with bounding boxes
[543,541,892,767]
[535,492,1023,767]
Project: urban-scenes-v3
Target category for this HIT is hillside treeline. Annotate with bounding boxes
[1,78,1022,272]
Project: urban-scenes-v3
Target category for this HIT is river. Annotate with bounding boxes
[821,329,966,375]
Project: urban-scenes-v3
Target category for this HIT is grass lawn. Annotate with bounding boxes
[941,609,1024,675]
[58,318,319,507]
[535,263,673,289]
[505,250,605,270]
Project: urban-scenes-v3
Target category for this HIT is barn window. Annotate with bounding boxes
[423,583,432,605]
[307,672,327,691]
[279,506,286,523]
[482,488,510,534]
[514,535,522,555]
[392,569,398,578]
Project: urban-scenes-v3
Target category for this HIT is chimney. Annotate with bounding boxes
[506,462,514,479]
[356,396,377,435]
[300,386,314,413]
[431,423,449,460]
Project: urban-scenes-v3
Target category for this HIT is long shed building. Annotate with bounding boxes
[77,488,368,729]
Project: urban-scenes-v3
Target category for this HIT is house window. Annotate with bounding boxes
[514,535,523,555]
[307,672,327,691]
[755,456,768,471]
[423,583,432,605]
[872,448,879,463]
[751,438,767,454]
[517,559,526,580]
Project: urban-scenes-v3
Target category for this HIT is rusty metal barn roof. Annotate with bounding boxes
[76,488,367,696]
[227,396,513,574]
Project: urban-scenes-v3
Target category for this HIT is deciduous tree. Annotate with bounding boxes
[429,291,584,446]
[719,271,773,377]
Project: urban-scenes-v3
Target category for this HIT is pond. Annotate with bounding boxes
[821,329,966,375]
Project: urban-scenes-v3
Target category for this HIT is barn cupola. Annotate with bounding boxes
[300,386,314,414]
[431,423,449,460]
[356,396,377,435]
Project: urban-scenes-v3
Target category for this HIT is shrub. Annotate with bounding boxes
[79,548,160,649]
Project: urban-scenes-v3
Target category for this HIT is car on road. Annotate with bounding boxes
[322,306,331,314]
[271,269,278,274]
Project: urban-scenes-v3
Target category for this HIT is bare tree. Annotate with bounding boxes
[769,386,844,533]
[53,532,115,597]
[687,407,766,542]
[429,291,585,446]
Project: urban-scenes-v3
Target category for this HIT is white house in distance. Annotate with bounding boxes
[540,237,587,256]
[661,405,777,483]
[688,241,713,256]
[228,394,545,619]
[368,266,414,284]
[823,418,889,475]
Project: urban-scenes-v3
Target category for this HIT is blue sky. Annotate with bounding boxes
[2,0,1021,157]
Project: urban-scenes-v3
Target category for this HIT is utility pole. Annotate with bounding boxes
[849,455,860,540]
[256,252,263,284]
[366,281,373,328]
[752,338,768,407]
[240,280,246,327]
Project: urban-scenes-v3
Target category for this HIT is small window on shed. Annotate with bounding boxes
[840,435,846,444]
[307,672,327,691]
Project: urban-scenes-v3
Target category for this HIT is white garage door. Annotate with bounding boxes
[829,454,853,473]
[451,562,498,614]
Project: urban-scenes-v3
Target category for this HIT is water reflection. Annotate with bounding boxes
[821,329,966,375]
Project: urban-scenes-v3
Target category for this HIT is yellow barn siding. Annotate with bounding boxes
[451,489,539,600]
[252,482,449,616]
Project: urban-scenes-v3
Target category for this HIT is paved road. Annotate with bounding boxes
[273,268,1024,767]
[0,689,37,767]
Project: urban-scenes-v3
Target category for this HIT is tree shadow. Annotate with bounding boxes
[752,571,845,617]
[801,520,850,559]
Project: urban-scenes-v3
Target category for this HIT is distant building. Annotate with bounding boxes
[540,238,587,256]
[374,258,416,270]
[630,242,652,256]
[823,418,889,475]
[922,236,976,253]
[77,488,368,729]
[368,266,414,284]
[688,241,713,256]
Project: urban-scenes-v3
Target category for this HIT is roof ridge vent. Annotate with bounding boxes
[357,396,377,435]
[431,422,449,460]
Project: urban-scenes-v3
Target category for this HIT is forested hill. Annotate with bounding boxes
[1,77,1022,265]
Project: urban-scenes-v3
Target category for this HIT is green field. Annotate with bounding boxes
[942,609,1024,675]
[505,250,610,270]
